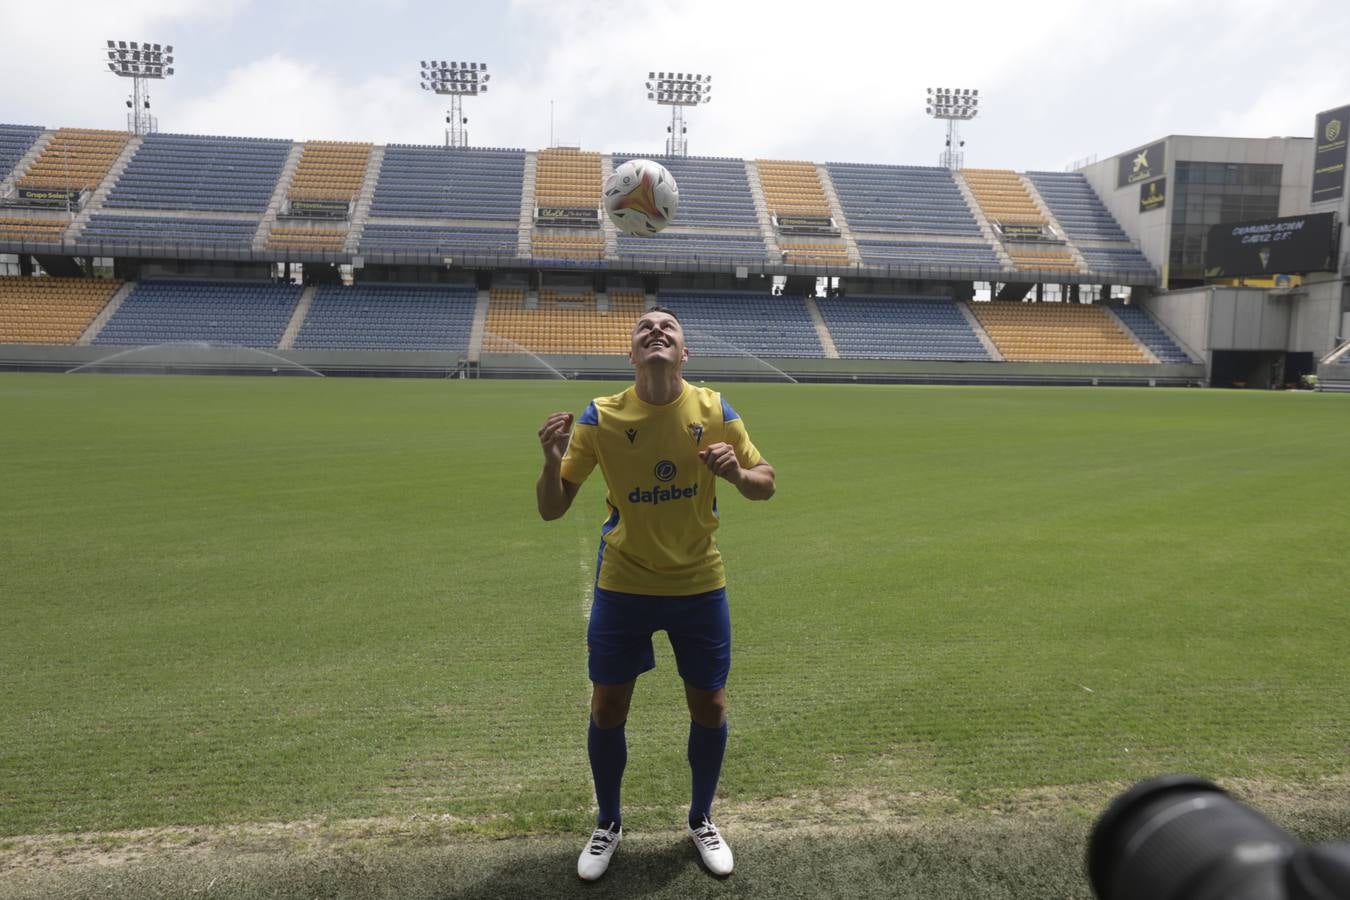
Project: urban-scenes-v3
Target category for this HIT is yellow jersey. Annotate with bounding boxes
[560,382,762,596]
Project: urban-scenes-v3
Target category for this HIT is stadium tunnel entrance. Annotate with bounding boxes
[1209,350,1293,389]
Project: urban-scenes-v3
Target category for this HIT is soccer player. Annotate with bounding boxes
[536,307,776,881]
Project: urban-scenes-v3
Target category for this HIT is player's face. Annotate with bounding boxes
[630,312,688,368]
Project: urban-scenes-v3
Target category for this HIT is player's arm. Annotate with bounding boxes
[537,412,583,520]
[699,444,776,501]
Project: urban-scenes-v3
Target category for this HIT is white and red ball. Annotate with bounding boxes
[603,158,679,236]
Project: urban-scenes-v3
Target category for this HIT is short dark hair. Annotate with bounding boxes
[645,305,680,323]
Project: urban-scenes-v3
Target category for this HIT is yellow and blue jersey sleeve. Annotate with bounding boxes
[559,402,599,485]
[720,399,763,470]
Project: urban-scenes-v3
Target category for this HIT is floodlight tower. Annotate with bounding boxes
[105,40,175,135]
[645,71,712,157]
[925,87,980,170]
[420,61,490,148]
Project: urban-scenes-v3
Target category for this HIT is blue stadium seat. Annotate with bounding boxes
[369,146,525,220]
[94,280,300,347]
[657,292,824,358]
[80,215,259,249]
[816,296,992,361]
[0,124,45,183]
[293,284,477,351]
[825,163,982,236]
[104,133,292,214]
[1109,304,1192,364]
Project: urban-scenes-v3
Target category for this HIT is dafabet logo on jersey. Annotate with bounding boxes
[629,460,698,505]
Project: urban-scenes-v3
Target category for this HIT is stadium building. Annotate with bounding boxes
[0,102,1345,388]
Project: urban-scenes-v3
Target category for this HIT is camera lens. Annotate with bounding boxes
[1088,775,1297,900]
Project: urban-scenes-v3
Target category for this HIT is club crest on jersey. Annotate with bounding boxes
[625,428,638,444]
[688,423,704,445]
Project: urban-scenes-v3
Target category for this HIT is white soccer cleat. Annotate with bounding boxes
[689,816,734,876]
[576,822,621,881]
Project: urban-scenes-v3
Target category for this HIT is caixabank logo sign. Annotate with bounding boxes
[628,460,699,505]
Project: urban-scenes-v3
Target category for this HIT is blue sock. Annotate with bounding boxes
[687,719,728,827]
[588,719,626,827]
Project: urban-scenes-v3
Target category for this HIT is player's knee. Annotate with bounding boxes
[687,687,726,728]
[590,688,632,729]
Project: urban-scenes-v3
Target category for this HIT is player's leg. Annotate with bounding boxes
[578,589,658,881]
[667,589,735,876]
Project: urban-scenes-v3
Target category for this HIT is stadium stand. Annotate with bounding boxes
[854,239,1000,268]
[94,280,301,347]
[359,222,518,257]
[16,128,129,191]
[612,155,758,228]
[1024,171,1130,241]
[80,214,258,249]
[267,225,348,252]
[658,292,825,357]
[535,148,601,209]
[826,163,983,236]
[104,133,291,213]
[1110,304,1192,363]
[532,231,605,261]
[369,145,525,219]
[0,276,119,344]
[960,169,1045,226]
[1004,243,1079,273]
[1078,246,1156,275]
[755,159,832,218]
[780,241,850,265]
[816,296,992,361]
[483,287,644,354]
[614,230,770,264]
[0,215,70,243]
[0,124,44,181]
[969,302,1148,363]
[293,283,476,351]
[287,141,370,201]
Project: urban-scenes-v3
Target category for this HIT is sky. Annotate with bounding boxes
[3,0,1349,173]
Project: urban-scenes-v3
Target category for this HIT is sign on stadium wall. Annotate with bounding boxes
[287,199,350,218]
[1203,213,1338,277]
[996,223,1047,239]
[773,214,839,236]
[535,206,600,227]
[1139,178,1166,213]
[1118,140,1166,188]
[17,187,80,208]
[1310,104,1349,204]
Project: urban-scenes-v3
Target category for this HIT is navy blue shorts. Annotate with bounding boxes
[587,587,731,691]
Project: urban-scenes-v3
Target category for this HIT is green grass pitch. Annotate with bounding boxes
[1,373,1348,893]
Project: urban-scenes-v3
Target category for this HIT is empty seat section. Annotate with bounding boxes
[614,230,769,264]
[816,296,990,361]
[94,280,300,347]
[780,241,850,265]
[855,239,1000,268]
[16,128,128,191]
[1078,245,1156,275]
[961,169,1045,226]
[0,124,45,182]
[293,284,476,351]
[359,223,517,256]
[611,154,758,227]
[483,288,644,355]
[532,230,604,261]
[826,163,981,236]
[1004,243,1078,273]
[105,133,292,213]
[1109,304,1191,363]
[969,302,1148,363]
[267,225,347,251]
[287,141,371,201]
[535,148,601,209]
[1024,172,1129,241]
[80,214,258,248]
[0,215,70,243]
[755,159,831,218]
[0,276,119,345]
[369,145,525,219]
[657,292,824,358]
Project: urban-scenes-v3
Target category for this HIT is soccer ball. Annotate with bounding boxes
[603,159,679,236]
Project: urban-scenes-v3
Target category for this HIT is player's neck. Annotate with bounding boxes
[633,365,684,406]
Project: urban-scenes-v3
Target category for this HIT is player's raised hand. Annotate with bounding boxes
[698,442,742,483]
[538,412,574,466]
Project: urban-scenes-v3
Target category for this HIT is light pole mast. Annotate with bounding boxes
[645,71,712,157]
[420,60,490,148]
[925,87,980,170]
[105,39,175,135]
